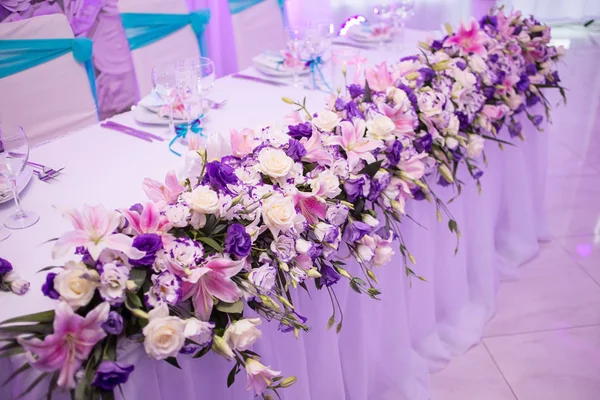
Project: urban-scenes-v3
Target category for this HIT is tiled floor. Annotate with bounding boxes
[430,26,600,400]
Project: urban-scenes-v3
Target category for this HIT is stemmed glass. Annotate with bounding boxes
[0,125,39,232]
[152,64,177,135]
[304,22,334,91]
[285,27,306,88]
[175,61,201,130]
[392,0,415,48]
[178,57,216,111]
[372,4,393,48]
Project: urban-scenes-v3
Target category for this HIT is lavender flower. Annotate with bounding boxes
[347,84,365,99]
[0,257,13,275]
[130,234,163,267]
[202,161,239,192]
[285,139,307,162]
[224,223,252,259]
[102,311,124,335]
[41,272,59,300]
[342,220,372,242]
[532,115,544,126]
[287,122,313,140]
[334,97,346,111]
[345,101,364,119]
[344,176,366,202]
[92,361,134,391]
[414,133,433,153]
[508,121,522,138]
[270,234,297,262]
[320,264,341,287]
[386,140,404,165]
[326,204,349,226]
[144,271,182,308]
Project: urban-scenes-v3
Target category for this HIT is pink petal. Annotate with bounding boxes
[140,202,160,233]
[55,206,84,230]
[103,233,144,260]
[205,257,245,278]
[57,358,82,389]
[192,280,214,321]
[52,231,90,259]
[120,208,142,234]
[295,195,327,225]
[203,271,241,303]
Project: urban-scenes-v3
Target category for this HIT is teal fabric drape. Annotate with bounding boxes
[120,9,211,56]
[229,0,285,15]
[0,37,98,111]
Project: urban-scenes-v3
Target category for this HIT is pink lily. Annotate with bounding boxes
[325,119,380,169]
[18,302,109,388]
[293,191,327,225]
[182,256,246,321]
[444,19,487,55]
[230,128,259,158]
[397,153,429,180]
[365,62,393,91]
[120,201,171,236]
[378,102,417,138]
[300,129,334,166]
[245,358,281,396]
[53,205,144,261]
[143,170,184,208]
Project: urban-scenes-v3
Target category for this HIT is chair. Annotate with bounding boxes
[0,14,98,147]
[119,0,211,98]
[229,0,286,70]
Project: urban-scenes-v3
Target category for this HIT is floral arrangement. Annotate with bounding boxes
[0,8,565,399]
[0,257,29,295]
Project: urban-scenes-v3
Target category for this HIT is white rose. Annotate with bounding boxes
[224,318,262,351]
[54,261,99,309]
[374,245,394,267]
[184,318,214,346]
[182,185,219,214]
[469,54,487,74]
[311,170,341,199]
[295,239,313,254]
[165,204,190,228]
[312,110,341,132]
[98,263,129,305]
[235,167,261,185]
[143,304,187,360]
[262,194,296,236]
[366,115,396,141]
[446,114,460,136]
[257,148,294,178]
[467,135,485,158]
[417,90,445,117]
[445,137,459,150]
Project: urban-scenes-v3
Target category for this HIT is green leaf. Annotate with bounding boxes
[2,362,30,387]
[101,390,115,400]
[47,372,58,400]
[226,364,240,388]
[16,372,49,399]
[193,346,211,359]
[1,310,55,325]
[363,80,372,103]
[358,159,384,179]
[37,266,62,273]
[480,134,514,146]
[349,280,361,294]
[129,268,147,288]
[197,236,223,253]
[215,300,244,314]
[126,291,143,309]
[165,357,181,369]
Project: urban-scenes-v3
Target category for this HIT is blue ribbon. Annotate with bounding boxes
[121,9,211,56]
[0,37,99,114]
[304,56,331,92]
[170,115,204,156]
[229,0,285,17]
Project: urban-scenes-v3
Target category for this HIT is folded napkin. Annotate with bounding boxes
[253,51,307,72]
[348,24,392,41]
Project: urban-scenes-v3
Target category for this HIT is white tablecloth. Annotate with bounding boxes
[0,29,548,400]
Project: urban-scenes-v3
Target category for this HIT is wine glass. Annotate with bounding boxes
[0,125,39,230]
[152,64,177,135]
[304,22,334,90]
[285,27,306,88]
[178,57,216,111]
[372,4,393,48]
[392,0,415,47]
[175,62,200,129]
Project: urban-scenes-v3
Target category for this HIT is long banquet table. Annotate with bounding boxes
[0,29,550,399]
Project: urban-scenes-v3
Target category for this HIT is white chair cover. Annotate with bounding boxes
[118,0,202,98]
[231,0,286,70]
[0,14,98,147]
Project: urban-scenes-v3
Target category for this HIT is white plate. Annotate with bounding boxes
[348,26,393,44]
[133,102,209,126]
[252,53,312,78]
[0,166,34,205]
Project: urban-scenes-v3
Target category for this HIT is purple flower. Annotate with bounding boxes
[488,53,499,63]
[288,122,313,140]
[386,140,404,165]
[532,115,544,126]
[472,167,484,180]
[202,161,239,192]
[550,71,561,84]
[345,101,364,119]
[479,15,498,29]
[342,220,372,242]
[483,86,495,100]
[456,60,467,71]
[180,342,200,355]
[526,63,537,76]
[526,95,540,107]
[270,234,297,262]
[74,246,94,265]
[102,311,124,335]
[224,223,251,259]
[0,257,13,276]
[419,68,435,84]
[41,272,59,300]
[92,361,134,391]
[334,97,346,111]
[400,55,419,62]
[514,103,526,114]
[397,83,418,109]
[414,133,433,153]
[279,311,307,332]
[285,139,307,162]
[508,121,522,138]
[344,176,366,202]
[347,84,365,99]
[320,264,341,287]
[144,271,183,308]
[326,204,349,226]
[129,203,144,214]
[437,175,452,187]
[431,40,444,51]
[130,234,163,267]
[368,173,391,202]
[315,223,339,244]
[516,74,530,93]
[455,111,469,131]
[411,187,426,201]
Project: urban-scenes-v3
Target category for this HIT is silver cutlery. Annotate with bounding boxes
[26,161,64,182]
[208,99,228,110]
[231,73,288,87]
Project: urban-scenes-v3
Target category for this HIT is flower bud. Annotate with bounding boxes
[341,62,347,76]
[282,97,296,105]
[438,164,455,183]
[277,296,294,309]
[306,268,322,278]
[366,269,378,283]
[211,335,234,360]
[405,71,420,81]
[335,267,352,279]
[131,309,149,320]
[408,252,417,265]
[279,262,289,272]
[279,376,297,388]
[444,23,453,35]
[126,280,138,292]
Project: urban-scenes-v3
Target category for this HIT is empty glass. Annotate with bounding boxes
[304,22,335,91]
[0,125,39,230]
[285,27,306,88]
[152,64,177,135]
[175,62,201,128]
[392,0,415,48]
[177,57,216,110]
[372,4,393,48]
[331,48,362,96]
